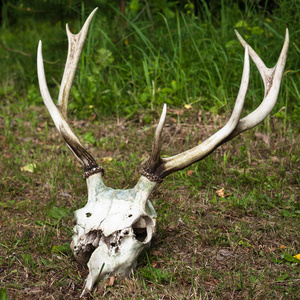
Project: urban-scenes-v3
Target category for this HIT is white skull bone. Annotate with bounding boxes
[71,173,157,296]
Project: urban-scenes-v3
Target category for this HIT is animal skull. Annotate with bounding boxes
[37,7,289,297]
[71,175,157,295]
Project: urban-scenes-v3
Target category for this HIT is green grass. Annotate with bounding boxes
[1,1,299,120]
[0,1,300,299]
[0,102,299,299]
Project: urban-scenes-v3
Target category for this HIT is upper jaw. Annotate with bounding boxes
[80,225,148,297]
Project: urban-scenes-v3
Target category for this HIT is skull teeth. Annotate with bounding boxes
[92,236,100,247]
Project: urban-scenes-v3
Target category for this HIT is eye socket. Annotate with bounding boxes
[86,212,92,218]
[133,227,147,242]
[132,216,153,243]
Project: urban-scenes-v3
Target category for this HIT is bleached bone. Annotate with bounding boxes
[37,7,289,297]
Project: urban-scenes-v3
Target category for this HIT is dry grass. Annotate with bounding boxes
[0,101,299,299]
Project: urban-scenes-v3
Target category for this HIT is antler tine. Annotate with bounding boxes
[58,7,98,118]
[142,29,288,181]
[37,8,103,178]
[141,104,167,182]
[224,29,289,141]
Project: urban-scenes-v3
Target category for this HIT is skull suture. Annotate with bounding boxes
[37,6,288,298]
[70,175,156,296]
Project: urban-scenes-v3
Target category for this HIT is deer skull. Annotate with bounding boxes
[71,175,157,295]
[37,7,289,297]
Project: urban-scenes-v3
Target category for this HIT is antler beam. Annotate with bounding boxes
[37,7,103,178]
[142,29,289,181]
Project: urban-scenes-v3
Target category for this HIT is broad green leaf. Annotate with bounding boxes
[46,206,70,220]
[21,163,36,173]
[276,273,289,281]
[281,253,300,263]
[234,20,248,28]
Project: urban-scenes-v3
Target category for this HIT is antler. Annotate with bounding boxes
[142,29,289,182]
[37,10,289,296]
[37,8,103,179]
